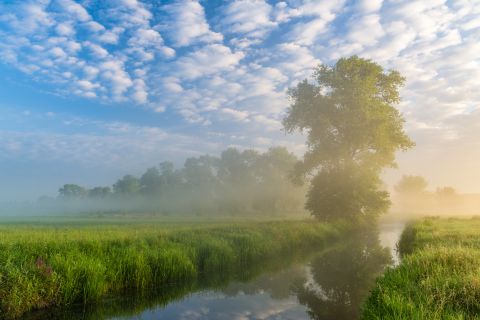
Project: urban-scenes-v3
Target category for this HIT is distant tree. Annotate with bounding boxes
[140,167,162,195]
[394,175,428,196]
[254,147,304,213]
[58,184,87,199]
[183,155,219,214]
[159,161,183,189]
[435,186,460,209]
[435,186,456,198]
[283,56,414,221]
[217,148,259,214]
[183,155,218,189]
[113,175,140,196]
[88,186,112,198]
[218,148,258,186]
[54,147,306,216]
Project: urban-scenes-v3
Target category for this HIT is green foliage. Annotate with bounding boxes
[305,166,390,221]
[139,167,162,195]
[396,223,417,256]
[113,175,141,196]
[88,187,111,198]
[394,175,428,196]
[283,56,414,221]
[58,184,87,199]
[0,220,345,319]
[362,218,480,319]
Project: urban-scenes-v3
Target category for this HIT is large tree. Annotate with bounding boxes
[283,56,414,221]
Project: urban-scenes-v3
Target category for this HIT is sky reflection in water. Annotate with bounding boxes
[113,224,400,320]
[25,224,402,320]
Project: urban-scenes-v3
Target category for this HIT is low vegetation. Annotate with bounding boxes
[362,217,480,319]
[0,219,347,319]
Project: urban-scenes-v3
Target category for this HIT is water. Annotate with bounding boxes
[378,222,405,265]
[25,223,404,320]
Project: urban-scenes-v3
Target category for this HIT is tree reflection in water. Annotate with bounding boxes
[292,227,392,320]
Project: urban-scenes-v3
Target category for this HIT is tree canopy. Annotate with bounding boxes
[283,56,414,221]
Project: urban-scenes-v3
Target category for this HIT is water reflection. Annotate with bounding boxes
[24,225,399,320]
[292,228,392,319]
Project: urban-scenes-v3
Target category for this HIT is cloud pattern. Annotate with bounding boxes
[1,0,480,194]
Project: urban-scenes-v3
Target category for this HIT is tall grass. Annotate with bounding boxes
[0,219,346,319]
[362,218,480,319]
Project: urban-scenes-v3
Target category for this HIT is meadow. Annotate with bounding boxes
[362,217,480,319]
[0,217,347,319]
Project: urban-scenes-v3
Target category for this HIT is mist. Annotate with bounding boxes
[387,174,480,220]
[0,146,308,218]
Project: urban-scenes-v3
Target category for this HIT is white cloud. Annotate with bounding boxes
[162,77,183,93]
[220,0,277,40]
[83,65,99,79]
[347,14,385,47]
[83,41,109,58]
[6,2,53,34]
[99,60,133,98]
[272,2,302,23]
[112,0,153,28]
[160,0,223,47]
[50,46,67,58]
[96,27,123,44]
[288,17,330,46]
[356,0,383,14]
[253,115,282,131]
[64,40,81,53]
[57,0,92,22]
[132,78,148,103]
[0,119,220,170]
[55,22,75,36]
[77,79,99,91]
[128,28,162,47]
[273,0,347,46]
[85,21,105,32]
[173,44,245,80]
[220,108,250,122]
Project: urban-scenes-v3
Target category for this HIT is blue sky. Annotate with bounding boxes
[1,0,480,201]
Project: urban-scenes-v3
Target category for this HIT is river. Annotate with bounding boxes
[25,222,405,320]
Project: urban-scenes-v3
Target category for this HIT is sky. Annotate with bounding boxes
[0,0,479,201]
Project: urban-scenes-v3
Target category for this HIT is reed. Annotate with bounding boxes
[362,217,480,319]
[0,219,345,319]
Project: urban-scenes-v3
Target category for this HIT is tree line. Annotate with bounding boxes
[55,147,306,216]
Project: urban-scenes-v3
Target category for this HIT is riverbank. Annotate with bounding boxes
[362,217,480,319]
[0,219,349,319]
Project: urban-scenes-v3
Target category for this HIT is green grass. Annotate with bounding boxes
[362,217,480,319]
[0,218,347,319]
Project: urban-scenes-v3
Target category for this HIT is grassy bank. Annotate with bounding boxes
[0,219,347,319]
[362,218,480,319]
